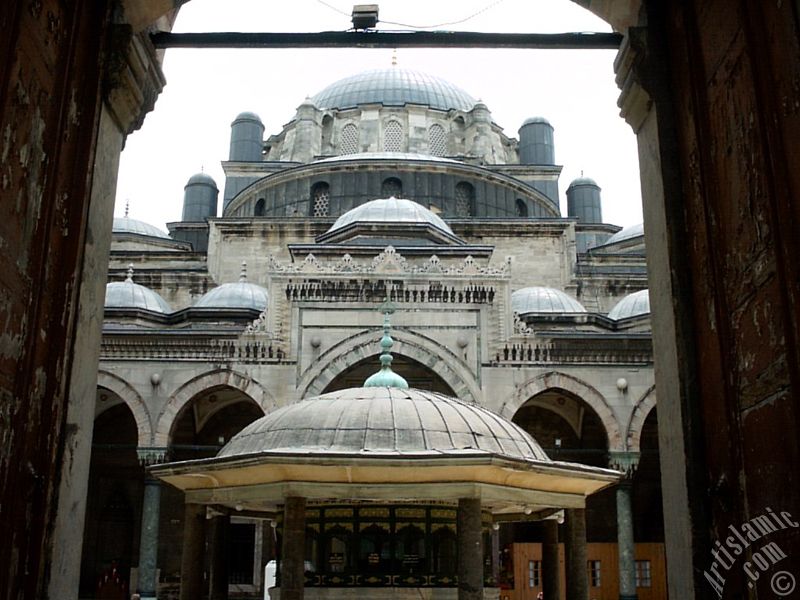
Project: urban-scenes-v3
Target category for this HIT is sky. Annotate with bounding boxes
[115,0,643,229]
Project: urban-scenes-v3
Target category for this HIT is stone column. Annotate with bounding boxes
[209,513,230,600]
[180,503,206,600]
[137,476,162,600]
[490,525,500,584]
[564,508,588,600]
[617,481,638,600]
[281,497,307,600]
[457,498,483,600]
[542,518,561,600]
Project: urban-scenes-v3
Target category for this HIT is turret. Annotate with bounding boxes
[567,176,603,223]
[518,117,555,165]
[289,98,322,162]
[181,172,218,221]
[228,111,264,162]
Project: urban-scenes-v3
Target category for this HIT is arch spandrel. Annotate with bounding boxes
[96,370,153,447]
[625,384,656,452]
[154,368,275,447]
[501,371,623,452]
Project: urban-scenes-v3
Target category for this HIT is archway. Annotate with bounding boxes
[322,354,456,395]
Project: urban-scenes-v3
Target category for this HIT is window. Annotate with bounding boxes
[254,197,265,216]
[311,182,330,217]
[635,560,652,587]
[384,120,403,152]
[454,182,475,216]
[381,177,403,198]
[340,123,359,154]
[528,560,541,588]
[515,198,528,217]
[588,560,601,587]
[428,124,447,156]
[229,523,255,584]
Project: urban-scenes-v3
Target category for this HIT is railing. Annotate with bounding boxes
[492,341,652,365]
[100,335,287,363]
[285,280,495,304]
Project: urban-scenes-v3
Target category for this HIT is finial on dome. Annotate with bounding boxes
[364,299,409,389]
[239,260,248,282]
[391,48,397,66]
[125,264,134,282]
[124,200,129,218]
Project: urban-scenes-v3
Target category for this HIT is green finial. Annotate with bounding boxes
[364,299,408,389]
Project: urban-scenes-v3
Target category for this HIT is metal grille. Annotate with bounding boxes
[312,183,330,216]
[340,123,359,154]
[428,124,447,156]
[454,182,474,216]
[384,120,403,152]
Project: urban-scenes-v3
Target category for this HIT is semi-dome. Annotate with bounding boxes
[329,197,454,235]
[105,268,171,313]
[511,287,587,314]
[311,68,477,112]
[112,216,169,239]
[605,222,644,245]
[218,387,549,461]
[608,289,650,320]
[195,263,268,311]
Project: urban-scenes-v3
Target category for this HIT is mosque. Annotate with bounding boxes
[85,65,664,600]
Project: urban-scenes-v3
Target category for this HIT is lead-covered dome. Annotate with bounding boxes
[512,287,587,314]
[608,289,650,320]
[219,387,549,461]
[329,197,454,235]
[195,263,268,311]
[112,216,169,239]
[605,222,644,245]
[105,269,171,313]
[311,68,477,112]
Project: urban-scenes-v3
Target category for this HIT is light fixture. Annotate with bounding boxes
[554,438,562,448]
[352,4,379,29]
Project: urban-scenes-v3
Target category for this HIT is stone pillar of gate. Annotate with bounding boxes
[457,497,483,600]
[542,517,562,600]
[180,503,207,600]
[209,512,231,600]
[564,508,588,600]
[281,496,307,600]
[137,475,162,600]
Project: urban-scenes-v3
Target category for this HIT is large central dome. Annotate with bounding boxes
[311,68,477,112]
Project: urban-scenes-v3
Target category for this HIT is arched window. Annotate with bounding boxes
[428,124,447,156]
[516,198,528,217]
[381,177,403,198]
[254,198,265,216]
[340,123,359,155]
[310,182,330,217]
[384,120,403,152]
[454,182,475,217]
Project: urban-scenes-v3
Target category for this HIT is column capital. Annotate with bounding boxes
[137,446,169,466]
[614,28,653,134]
[610,450,641,477]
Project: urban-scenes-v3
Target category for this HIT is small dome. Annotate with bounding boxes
[511,287,587,314]
[608,289,650,320]
[329,197,454,235]
[105,269,171,313]
[521,116,552,127]
[567,177,599,189]
[195,263,268,311]
[218,387,550,461]
[311,68,476,112]
[605,222,644,245]
[233,111,263,123]
[185,172,218,189]
[112,217,169,239]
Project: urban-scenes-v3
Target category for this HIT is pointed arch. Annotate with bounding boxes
[298,328,481,403]
[500,371,623,451]
[96,370,153,447]
[153,368,276,447]
[626,385,657,452]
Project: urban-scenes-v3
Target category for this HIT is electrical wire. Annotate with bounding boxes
[313,0,352,18]
[378,0,507,29]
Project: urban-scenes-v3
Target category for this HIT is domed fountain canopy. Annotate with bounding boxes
[608,289,650,320]
[105,266,171,314]
[311,68,477,112]
[329,197,453,235]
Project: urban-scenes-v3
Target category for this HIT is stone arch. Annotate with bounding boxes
[501,371,623,451]
[626,385,657,452]
[154,368,275,447]
[298,328,481,403]
[96,370,153,447]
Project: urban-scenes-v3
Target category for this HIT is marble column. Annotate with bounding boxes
[180,503,206,600]
[281,496,307,600]
[564,508,588,600]
[137,477,162,600]
[457,498,483,600]
[617,480,638,600]
[542,518,561,599]
[209,513,230,600]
